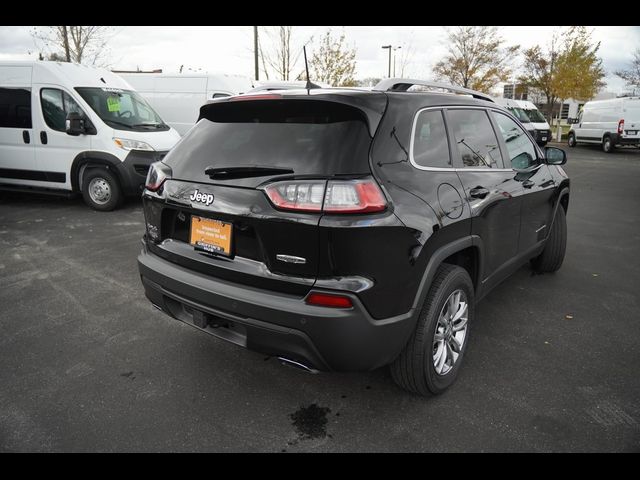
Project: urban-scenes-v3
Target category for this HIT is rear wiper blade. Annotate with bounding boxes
[204,166,294,180]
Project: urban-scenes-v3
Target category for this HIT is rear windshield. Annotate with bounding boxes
[163,99,373,184]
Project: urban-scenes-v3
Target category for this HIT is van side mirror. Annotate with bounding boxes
[65,112,85,136]
[545,146,567,165]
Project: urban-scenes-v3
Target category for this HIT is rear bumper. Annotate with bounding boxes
[137,244,417,372]
[618,137,640,146]
[534,129,551,145]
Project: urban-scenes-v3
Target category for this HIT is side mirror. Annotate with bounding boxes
[511,151,536,171]
[545,146,567,165]
[65,112,85,136]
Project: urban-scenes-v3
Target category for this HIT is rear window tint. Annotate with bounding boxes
[164,100,373,185]
[411,109,450,168]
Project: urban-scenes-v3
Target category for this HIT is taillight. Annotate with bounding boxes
[618,119,625,134]
[264,181,325,212]
[263,178,387,214]
[324,179,387,213]
[145,161,172,192]
[305,292,353,308]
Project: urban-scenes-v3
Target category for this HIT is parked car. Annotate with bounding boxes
[568,96,640,152]
[515,100,552,146]
[0,60,180,210]
[494,97,537,139]
[117,73,254,135]
[137,78,570,396]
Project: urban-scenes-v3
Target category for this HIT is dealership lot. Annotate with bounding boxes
[0,144,639,452]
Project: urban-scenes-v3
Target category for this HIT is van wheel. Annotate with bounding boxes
[602,136,615,153]
[390,264,474,396]
[568,132,576,147]
[81,168,122,211]
[531,206,567,273]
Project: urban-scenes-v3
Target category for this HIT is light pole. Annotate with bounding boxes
[381,45,391,78]
[393,46,402,77]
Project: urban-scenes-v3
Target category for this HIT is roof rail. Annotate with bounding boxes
[372,78,494,103]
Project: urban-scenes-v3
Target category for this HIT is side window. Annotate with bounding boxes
[0,87,32,128]
[411,109,450,168]
[41,88,87,132]
[447,109,503,168]
[491,111,538,170]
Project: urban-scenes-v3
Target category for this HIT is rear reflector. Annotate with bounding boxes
[263,178,387,214]
[305,292,353,308]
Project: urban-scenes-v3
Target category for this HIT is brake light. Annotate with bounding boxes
[263,178,387,214]
[618,119,625,134]
[305,292,353,308]
[145,161,172,192]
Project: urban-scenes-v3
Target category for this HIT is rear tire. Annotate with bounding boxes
[602,136,615,153]
[390,264,474,396]
[568,132,576,147]
[81,168,122,211]
[531,205,567,273]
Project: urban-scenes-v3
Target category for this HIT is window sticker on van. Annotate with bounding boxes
[107,96,121,112]
[101,87,124,93]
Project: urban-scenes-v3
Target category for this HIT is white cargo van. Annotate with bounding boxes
[117,73,254,135]
[0,61,180,211]
[515,100,552,146]
[494,97,537,138]
[568,96,640,152]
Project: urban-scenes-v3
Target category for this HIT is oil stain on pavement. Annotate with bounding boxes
[290,404,331,440]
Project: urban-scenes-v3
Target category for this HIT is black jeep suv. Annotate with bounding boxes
[138,79,570,396]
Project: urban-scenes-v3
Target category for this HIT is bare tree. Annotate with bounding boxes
[31,26,113,66]
[396,34,416,78]
[308,30,357,87]
[260,26,309,81]
[615,48,640,92]
[432,26,519,93]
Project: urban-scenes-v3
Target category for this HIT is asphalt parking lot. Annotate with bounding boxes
[1,143,639,452]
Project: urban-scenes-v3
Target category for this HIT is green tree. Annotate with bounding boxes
[309,31,357,87]
[432,26,519,93]
[520,27,605,119]
[615,48,640,91]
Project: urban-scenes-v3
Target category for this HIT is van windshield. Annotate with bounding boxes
[507,107,531,123]
[75,87,169,131]
[522,108,546,123]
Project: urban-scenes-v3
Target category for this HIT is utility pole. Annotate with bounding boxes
[382,45,391,77]
[253,26,259,81]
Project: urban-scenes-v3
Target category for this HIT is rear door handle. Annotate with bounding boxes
[469,187,489,199]
[22,130,30,144]
[40,131,48,145]
[523,180,534,189]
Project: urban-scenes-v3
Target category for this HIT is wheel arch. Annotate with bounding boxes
[411,236,484,315]
[71,151,125,193]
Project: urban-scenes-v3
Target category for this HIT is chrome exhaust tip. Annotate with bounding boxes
[277,357,319,374]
